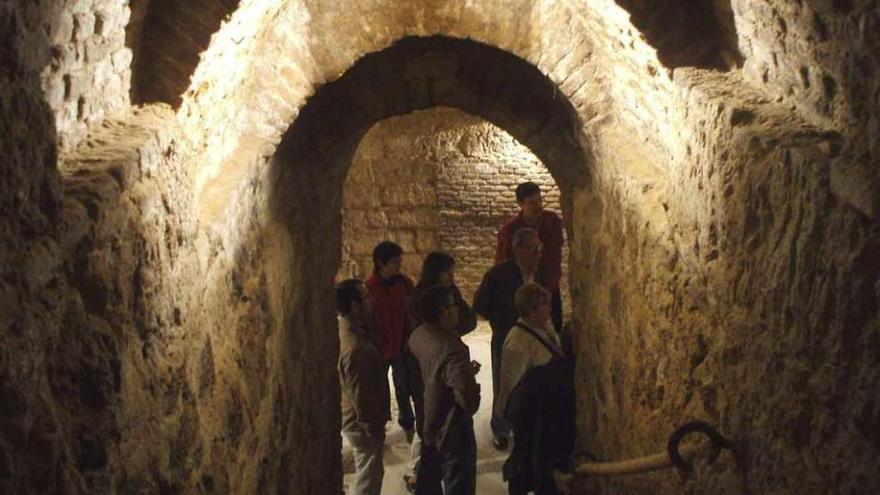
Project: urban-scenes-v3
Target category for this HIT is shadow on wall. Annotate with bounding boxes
[614,0,743,70]
[1,13,116,491]
[126,0,241,106]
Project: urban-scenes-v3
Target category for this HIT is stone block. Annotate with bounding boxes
[73,12,95,41]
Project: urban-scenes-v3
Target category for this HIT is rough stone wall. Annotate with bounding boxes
[2,3,132,491]
[2,98,336,493]
[734,0,880,219]
[341,107,567,301]
[0,64,69,495]
[572,80,879,494]
[340,111,442,281]
[568,3,880,493]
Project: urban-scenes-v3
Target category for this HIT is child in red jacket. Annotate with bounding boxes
[366,241,416,441]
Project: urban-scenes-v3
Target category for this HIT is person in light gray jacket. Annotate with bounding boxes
[408,285,481,495]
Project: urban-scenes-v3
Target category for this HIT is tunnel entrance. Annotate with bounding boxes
[336,106,575,490]
[267,35,593,492]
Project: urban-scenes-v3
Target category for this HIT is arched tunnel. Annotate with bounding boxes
[2,1,878,494]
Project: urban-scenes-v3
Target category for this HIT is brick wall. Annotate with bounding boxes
[24,0,131,151]
[341,106,569,307]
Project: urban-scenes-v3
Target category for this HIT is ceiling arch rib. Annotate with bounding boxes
[270,35,595,228]
[270,36,591,244]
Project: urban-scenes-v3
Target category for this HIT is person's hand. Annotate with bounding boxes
[471,360,481,375]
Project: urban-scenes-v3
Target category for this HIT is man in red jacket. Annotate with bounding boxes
[366,241,416,441]
[495,182,564,332]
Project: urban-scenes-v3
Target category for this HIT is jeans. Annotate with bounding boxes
[418,420,477,495]
[490,332,510,440]
[407,432,422,479]
[343,424,385,495]
[388,354,416,431]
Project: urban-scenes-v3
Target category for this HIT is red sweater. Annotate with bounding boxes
[495,210,563,290]
[366,273,413,361]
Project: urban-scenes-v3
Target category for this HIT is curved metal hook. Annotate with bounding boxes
[667,421,736,472]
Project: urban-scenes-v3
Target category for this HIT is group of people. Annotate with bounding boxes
[337,182,575,495]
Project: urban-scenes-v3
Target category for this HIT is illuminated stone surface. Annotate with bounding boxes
[341,106,568,302]
[1,1,878,494]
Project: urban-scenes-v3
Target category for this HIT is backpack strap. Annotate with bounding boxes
[512,322,563,359]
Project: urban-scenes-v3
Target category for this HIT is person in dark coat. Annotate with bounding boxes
[502,358,575,495]
[474,228,546,450]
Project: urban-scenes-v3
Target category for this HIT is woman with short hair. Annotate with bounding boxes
[495,282,563,419]
[497,282,573,495]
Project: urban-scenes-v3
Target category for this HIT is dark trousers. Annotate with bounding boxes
[507,476,530,495]
[388,355,415,431]
[551,288,563,334]
[417,420,477,495]
[490,330,510,440]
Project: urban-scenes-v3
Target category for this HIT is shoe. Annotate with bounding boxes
[403,474,417,494]
[405,428,415,444]
[492,436,508,451]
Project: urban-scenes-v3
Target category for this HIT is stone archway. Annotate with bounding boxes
[262,35,594,493]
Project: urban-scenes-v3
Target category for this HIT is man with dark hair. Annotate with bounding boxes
[337,279,390,495]
[495,181,564,333]
[408,286,481,495]
[404,251,477,493]
[366,240,416,441]
[475,227,546,450]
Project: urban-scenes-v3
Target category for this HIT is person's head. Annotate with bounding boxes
[419,251,456,288]
[420,285,459,330]
[512,227,541,269]
[372,241,403,278]
[515,182,543,219]
[336,279,371,324]
[515,282,552,326]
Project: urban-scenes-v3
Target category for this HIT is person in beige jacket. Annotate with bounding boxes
[337,279,391,495]
[408,285,481,495]
[495,283,564,422]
